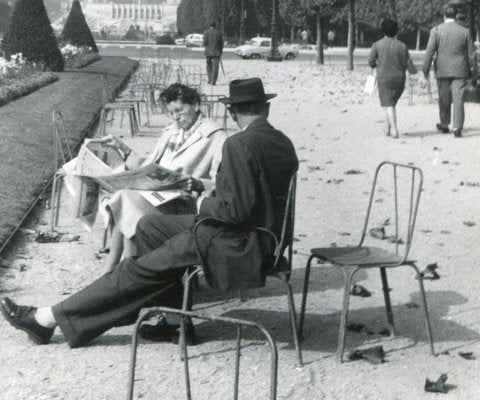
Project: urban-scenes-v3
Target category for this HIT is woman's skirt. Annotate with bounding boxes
[103,190,196,238]
[377,78,406,107]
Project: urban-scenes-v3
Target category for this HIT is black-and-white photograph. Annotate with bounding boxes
[0,0,479,398]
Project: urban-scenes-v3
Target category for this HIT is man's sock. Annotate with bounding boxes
[35,307,57,329]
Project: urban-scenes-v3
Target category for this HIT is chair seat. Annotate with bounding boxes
[311,246,405,266]
[104,102,135,109]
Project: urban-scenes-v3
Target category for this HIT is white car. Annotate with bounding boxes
[234,37,299,60]
[185,33,204,48]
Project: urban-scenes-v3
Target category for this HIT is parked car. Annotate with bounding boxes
[175,37,185,45]
[234,37,299,60]
[185,33,204,48]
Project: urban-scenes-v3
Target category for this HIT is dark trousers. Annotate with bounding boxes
[206,56,220,84]
[52,214,199,348]
[437,78,467,130]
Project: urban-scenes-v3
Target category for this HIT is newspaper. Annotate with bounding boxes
[65,137,187,230]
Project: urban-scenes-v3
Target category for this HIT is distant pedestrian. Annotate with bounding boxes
[327,30,335,48]
[301,29,308,45]
[422,4,477,138]
[203,21,224,86]
[368,19,418,138]
[296,29,302,44]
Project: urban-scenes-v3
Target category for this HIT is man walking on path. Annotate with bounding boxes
[327,30,335,48]
[422,4,477,138]
[203,22,224,86]
[0,78,299,348]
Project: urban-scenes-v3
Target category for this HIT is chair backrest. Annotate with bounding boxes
[200,94,228,130]
[52,111,73,170]
[359,161,423,263]
[271,172,297,272]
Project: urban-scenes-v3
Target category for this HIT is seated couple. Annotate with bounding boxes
[1,78,299,348]
[103,83,228,272]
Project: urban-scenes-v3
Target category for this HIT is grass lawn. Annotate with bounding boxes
[0,56,138,250]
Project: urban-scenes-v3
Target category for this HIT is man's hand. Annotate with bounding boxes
[180,177,204,193]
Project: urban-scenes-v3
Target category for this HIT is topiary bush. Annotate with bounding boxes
[0,1,11,34]
[2,0,64,71]
[61,0,98,53]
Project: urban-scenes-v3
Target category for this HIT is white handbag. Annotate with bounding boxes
[364,72,377,95]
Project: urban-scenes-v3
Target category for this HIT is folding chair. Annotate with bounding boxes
[128,307,278,400]
[50,111,74,232]
[200,94,228,130]
[178,173,302,366]
[298,161,435,362]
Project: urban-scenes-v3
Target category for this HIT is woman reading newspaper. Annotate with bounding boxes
[102,84,227,272]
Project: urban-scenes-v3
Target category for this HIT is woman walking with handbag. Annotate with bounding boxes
[368,19,418,138]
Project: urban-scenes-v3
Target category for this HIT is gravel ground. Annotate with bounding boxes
[0,59,480,399]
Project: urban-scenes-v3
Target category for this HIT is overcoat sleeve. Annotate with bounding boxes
[199,138,258,224]
[368,43,378,69]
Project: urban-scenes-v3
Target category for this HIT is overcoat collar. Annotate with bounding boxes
[173,117,223,156]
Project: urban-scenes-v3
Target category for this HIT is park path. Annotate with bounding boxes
[0,56,138,250]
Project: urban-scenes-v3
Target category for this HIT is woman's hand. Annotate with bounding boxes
[102,137,131,160]
[180,177,204,193]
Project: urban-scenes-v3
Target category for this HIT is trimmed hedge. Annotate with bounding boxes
[0,72,58,107]
[2,0,64,71]
[64,52,101,69]
[0,0,11,34]
[61,0,98,53]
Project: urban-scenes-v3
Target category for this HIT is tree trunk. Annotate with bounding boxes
[386,0,397,21]
[347,0,355,71]
[316,12,324,64]
[416,26,421,50]
[291,25,294,41]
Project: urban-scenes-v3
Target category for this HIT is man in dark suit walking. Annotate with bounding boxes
[203,21,224,85]
[0,78,299,348]
[422,4,477,137]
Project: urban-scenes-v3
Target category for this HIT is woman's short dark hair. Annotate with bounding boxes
[159,83,201,105]
[381,19,398,37]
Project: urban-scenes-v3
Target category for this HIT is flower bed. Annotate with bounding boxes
[0,54,59,107]
[61,44,101,69]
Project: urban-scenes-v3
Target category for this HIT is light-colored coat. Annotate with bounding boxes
[422,21,477,79]
[127,117,227,192]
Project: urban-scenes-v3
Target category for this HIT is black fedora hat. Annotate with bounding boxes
[220,78,277,104]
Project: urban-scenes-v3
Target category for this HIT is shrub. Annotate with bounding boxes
[2,0,64,71]
[156,34,175,45]
[124,25,147,41]
[0,72,58,107]
[61,0,98,53]
[60,44,101,69]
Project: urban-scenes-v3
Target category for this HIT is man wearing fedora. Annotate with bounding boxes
[1,78,299,347]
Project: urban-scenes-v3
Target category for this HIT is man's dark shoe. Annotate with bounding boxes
[453,128,462,138]
[0,297,54,344]
[139,317,197,345]
[436,123,450,134]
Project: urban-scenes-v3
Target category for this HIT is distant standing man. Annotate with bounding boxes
[203,21,224,86]
[301,29,308,45]
[327,30,335,48]
[422,4,477,138]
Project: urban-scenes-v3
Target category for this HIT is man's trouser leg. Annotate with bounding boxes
[211,57,220,85]
[437,78,452,128]
[52,214,198,348]
[206,56,213,83]
[451,78,466,130]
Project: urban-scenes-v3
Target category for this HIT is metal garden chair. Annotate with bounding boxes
[128,307,278,400]
[177,173,302,366]
[50,111,74,232]
[298,161,435,362]
[200,94,228,130]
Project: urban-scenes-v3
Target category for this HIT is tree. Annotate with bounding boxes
[61,0,98,52]
[346,0,354,70]
[280,0,307,40]
[2,0,64,71]
[0,1,11,34]
[301,0,336,64]
[386,0,397,21]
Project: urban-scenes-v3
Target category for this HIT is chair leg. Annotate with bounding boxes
[179,268,200,361]
[284,275,303,366]
[50,175,59,232]
[99,109,106,136]
[298,254,315,338]
[119,108,125,128]
[143,100,150,127]
[410,263,435,356]
[380,267,396,337]
[338,266,357,363]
